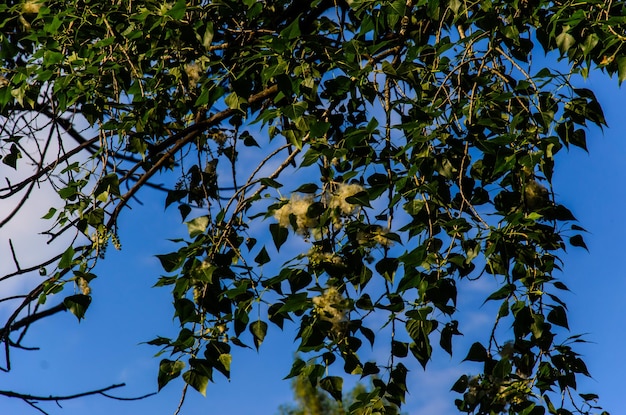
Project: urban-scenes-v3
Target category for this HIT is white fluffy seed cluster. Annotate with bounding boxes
[328,183,364,216]
[77,277,91,296]
[312,287,348,330]
[272,184,395,249]
[307,246,343,266]
[357,227,394,247]
[22,0,42,14]
[184,62,201,87]
[273,194,318,234]
[273,183,365,236]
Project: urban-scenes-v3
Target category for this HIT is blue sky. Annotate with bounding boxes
[549,73,626,414]
[1,69,625,415]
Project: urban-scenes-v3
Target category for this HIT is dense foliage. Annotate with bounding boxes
[278,375,367,415]
[278,375,401,415]
[1,0,624,413]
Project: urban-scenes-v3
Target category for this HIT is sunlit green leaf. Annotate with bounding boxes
[186,216,209,238]
[183,370,209,396]
[58,246,75,270]
[158,359,185,391]
[166,0,186,19]
[249,320,268,350]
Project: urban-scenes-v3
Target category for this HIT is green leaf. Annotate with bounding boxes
[493,358,512,379]
[463,342,488,362]
[280,18,301,40]
[186,216,209,238]
[306,201,325,218]
[547,305,569,329]
[165,190,187,208]
[242,132,260,147]
[360,326,375,347]
[288,270,312,293]
[344,191,372,208]
[94,173,120,202]
[439,321,461,356]
[2,143,21,169]
[166,0,186,19]
[406,317,435,368]
[172,328,195,352]
[569,234,588,250]
[484,283,516,303]
[294,183,319,193]
[204,342,232,379]
[254,246,271,265]
[618,56,626,85]
[277,292,309,313]
[225,92,245,110]
[158,359,185,391]
[249,320,267,350]
[451,375,468,393]
[183,370,209,396]
[217,354,231,379]
[282,101,308,120]
[156,252,182,273]
[284,129,303,150]
[58,246,75,270]
[174,298,199,325]
[260,178,283,188]
[320,376,343,401]
[375,257,399,283]
[391,340,408,357]
[531,314,545,339]
[202,21,214,49]
[178,204,192,221]
[145,336,172,346]
[409,339,432,369]
[63,294,91,321]
[579,393,599,401]
[284,358,306,379]
[556,31,576,55]
[269,223,288,251]
[41,207,56,219]
[44,15,63,33]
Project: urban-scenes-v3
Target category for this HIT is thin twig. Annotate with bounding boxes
[0,303,67,340]
[106,85,279,230]
[0,135,99,198]
[100,391,157,401]
[173,383,188,415]
[0,383,126,401]
[8,239,20,271]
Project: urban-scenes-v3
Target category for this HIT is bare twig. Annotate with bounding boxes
[8,239,20,271]
[0,383,125,401]
[100,391,157,401]
[173,383,188,415]
[0,135,99,198]
[0,303,67,340]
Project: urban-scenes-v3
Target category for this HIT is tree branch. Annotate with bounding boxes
[0,383,125,401]
[106,84,279,229]
[0,303,67,340]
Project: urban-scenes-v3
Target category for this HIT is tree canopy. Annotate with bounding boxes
[0,0,624,413]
